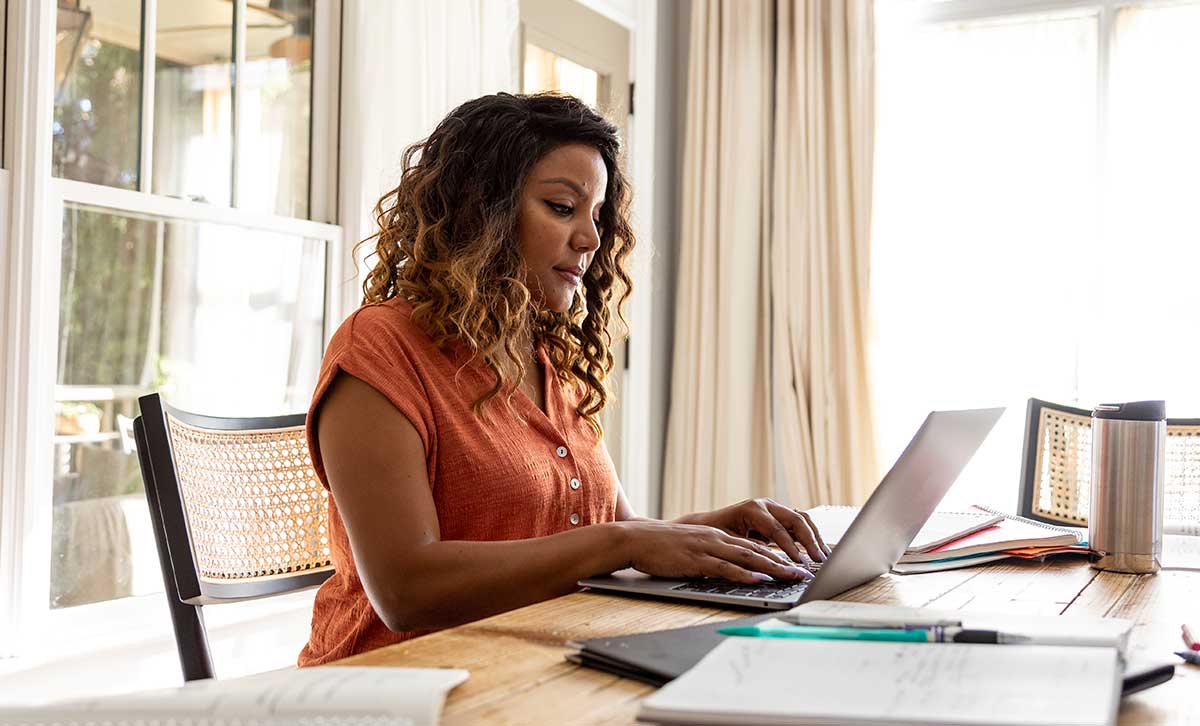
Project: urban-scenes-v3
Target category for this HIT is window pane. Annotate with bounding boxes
[152,2,234,205]
[240,0,313,219]
[872,14,1097,510]
[1079,5,1200,413]
[523,43,599,108]
[53,205,326,609]
[52,0,143,189]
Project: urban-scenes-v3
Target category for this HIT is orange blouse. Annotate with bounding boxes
[297,297,619,666]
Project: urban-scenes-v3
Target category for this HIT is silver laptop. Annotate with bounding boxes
[580,407,1004,610]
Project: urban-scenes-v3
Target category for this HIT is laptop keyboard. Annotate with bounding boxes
[670,558,824,600]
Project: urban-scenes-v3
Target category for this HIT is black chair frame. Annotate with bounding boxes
[134,392,333,682]
[1018,397,1200,526]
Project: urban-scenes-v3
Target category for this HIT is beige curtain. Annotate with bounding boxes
[662,1,774,517]
[662,0,878,516]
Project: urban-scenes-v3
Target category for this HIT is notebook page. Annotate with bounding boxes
[640,638,1120,726]
[1,667,469,726]
[805,506,1001,553]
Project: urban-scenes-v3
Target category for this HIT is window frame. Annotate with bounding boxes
[0,0,344,658]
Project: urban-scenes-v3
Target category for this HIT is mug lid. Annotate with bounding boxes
[1092,400,1166,421]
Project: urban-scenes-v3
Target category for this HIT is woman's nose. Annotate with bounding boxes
[574,220,601,252]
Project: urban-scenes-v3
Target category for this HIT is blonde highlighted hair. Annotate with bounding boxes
[356,92,635,435]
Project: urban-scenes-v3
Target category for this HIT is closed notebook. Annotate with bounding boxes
[897,506,1083,564]
[0,667,469,726]
[637,638,1122,726]
[805,505,1002,554]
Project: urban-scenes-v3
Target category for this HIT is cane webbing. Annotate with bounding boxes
[1030,407,1200,534]
[166,415,332,581]
[1031,408,1093,525]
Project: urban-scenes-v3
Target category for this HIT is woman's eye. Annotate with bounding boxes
[546,201,573,216]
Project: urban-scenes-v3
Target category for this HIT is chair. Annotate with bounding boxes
[1018,398,1200,534]
[133,393,334,681]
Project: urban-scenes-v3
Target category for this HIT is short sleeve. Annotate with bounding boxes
[306,305,437,488]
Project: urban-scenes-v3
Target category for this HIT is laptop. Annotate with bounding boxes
[580,407,1004,610]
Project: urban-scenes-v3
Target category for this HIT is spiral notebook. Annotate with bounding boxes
[804,505,1003,554]
[638,637,1122,726]
[895,506,1084,564]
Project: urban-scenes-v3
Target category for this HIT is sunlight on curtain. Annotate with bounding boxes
[872,12,1097,510]
[1081,4,1200,412]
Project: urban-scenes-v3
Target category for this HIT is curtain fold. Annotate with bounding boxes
[338,0,520,316]
[662,1,775,517]
[663,0,877,515]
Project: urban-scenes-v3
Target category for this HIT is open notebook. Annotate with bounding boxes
[805,505,1003,554]
[638,637,1122,726]
[0,667,469,726]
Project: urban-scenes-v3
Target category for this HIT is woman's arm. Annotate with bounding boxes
[318,374,809,633]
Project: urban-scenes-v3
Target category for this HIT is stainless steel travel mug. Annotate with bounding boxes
[1089,400,1166,574]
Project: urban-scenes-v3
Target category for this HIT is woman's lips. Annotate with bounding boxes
[555,268,582,286]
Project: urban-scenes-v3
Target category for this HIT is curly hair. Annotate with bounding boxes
[356,92,635,436]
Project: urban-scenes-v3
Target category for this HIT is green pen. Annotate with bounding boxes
[717,624,1028,644]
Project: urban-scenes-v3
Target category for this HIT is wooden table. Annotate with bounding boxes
[338,557,1200,725]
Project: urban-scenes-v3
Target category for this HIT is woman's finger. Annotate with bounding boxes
[696,557,764,585]
[744,506,808,564]
[710,541,812,582]
[796,508,832,556]
[765,501,827,561]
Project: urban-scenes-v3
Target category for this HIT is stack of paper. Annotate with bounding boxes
[638,637,1123,726]
[0,667,469,726]
[807,505,1088,574]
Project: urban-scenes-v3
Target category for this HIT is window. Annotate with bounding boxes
[40,0,338,616]
[523,44,599,107]
[872,0,1200,510]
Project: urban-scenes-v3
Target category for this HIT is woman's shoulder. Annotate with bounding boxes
[326,297,438,363]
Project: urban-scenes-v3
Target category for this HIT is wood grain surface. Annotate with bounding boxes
[336,556,1198,725]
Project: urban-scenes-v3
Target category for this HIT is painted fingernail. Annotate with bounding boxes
[788,566,814,580]
[752,572,773,583]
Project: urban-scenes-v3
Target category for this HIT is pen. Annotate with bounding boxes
[1182,624,1199,651]
[1176,650,1200,666]
[717,624,1031,644]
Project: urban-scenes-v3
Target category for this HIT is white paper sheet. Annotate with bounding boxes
[0,667,469,726]
[639,638,1121,726]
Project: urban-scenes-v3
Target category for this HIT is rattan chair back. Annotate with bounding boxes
[134,392,333,682]
[1018,398,1200,534]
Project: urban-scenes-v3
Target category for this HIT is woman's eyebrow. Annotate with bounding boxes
[539,177,588,197]
[539,177,606,210]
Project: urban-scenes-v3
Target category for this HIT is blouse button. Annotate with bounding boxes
[570,478,581,490]
[556,446,568,458]
[569,513,581,525]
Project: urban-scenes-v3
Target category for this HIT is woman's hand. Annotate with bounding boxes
[681,498,830,565]
[617,520,814,585]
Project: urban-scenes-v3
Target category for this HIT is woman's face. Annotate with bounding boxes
[515,143,608,314]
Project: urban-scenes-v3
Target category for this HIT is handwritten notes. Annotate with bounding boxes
[640,638,1121,726]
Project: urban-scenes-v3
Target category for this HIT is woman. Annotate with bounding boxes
[299,92,827,666]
